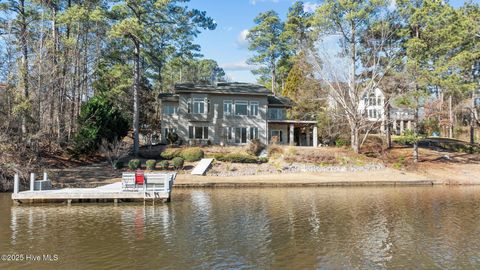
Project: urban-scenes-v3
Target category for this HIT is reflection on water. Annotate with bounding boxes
[1,186,480,269]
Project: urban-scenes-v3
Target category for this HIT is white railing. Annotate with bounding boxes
[121,172,176,192]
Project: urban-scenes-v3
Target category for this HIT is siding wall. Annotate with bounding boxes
[161,93,269,145]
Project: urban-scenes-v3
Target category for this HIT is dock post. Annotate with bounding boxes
[13,174,19,194]
[30,173,35,192]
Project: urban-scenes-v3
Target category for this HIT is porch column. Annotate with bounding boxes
[289,124,294,146]
[407,120,412,130]
[313,126,318,147]
[306,128,311,146]
[400,120,404,134]
[393,120,397,134]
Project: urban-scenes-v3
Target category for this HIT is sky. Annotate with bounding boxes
[188,0,476,84]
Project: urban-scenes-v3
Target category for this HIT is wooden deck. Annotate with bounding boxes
[12,182,171,204]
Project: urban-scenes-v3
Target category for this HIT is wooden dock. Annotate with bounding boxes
[12,182,171,204]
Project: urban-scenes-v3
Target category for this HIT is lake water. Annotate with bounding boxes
[1,186,480,269]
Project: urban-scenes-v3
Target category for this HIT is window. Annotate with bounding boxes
[235,127,247,144]
[164,128,176,140]
[270,130,283,143]
[224,127,233,141]
[189,126,208,139]
[249,101,259,116]
[193,98,205,114]
[235,101,248,116]
[223,100,233,116]
[249,127,258,140]
[163,105,176,115]
[188,126,194,139]
[268,108,285,120]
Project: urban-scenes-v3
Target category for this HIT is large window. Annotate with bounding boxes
[249,101,259,116]
[249,127,258,140]
[235,127,247,144]
[269,130,283,143]
[163,105,177,115]
[223,100,233,116]
[235,101,248,116]
[268,108,285,120]
[193,98,205,114]
[188,126,208,139]
[224,127,233,141]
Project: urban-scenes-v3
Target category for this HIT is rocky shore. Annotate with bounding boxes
[207,162,385,177]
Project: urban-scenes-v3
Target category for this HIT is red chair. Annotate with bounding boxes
[135,170,145,189]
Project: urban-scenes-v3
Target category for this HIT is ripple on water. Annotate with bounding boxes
[1,186,480,269]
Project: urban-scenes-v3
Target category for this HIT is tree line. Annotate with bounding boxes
[0,0,225,155]
[246,0,480,158]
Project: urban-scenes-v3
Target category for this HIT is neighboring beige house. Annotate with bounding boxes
[359,88,415,135]
[159,82,318,146]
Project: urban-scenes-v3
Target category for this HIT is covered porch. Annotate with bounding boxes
[267,120,318,147]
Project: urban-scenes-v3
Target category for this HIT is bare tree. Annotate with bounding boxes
[99,138,130,169]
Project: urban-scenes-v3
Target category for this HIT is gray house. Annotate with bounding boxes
[159,82,318,146]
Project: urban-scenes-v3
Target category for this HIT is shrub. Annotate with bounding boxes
[394,130,422,145]
[180,147,204,162]
[158,160,169,170]
[258,157,269,163]
[267,145,284,157]
[128,159,141,170]
[160,148,182,160]
[335,138,349,147]
[167,132,179,145]
[214,153,268,163]
[246,139,265,156]
[145,160,157,170]
[114,161,124,169]
[72,95,129,155]
[172,157,184,170]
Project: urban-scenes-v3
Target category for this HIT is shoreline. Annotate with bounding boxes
[171,168,475,188]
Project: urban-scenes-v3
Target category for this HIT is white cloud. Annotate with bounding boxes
[303,2,320,13]
[250,0,279,5]
[220,60,256,71]
[236,29,250,49]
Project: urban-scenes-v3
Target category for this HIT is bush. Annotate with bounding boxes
[394,130,421,145]
[128,159,141,170]
[145,160,156,170]
[160,147,204,161]
[180,147,204,161]
[167,132,179,145]
[114,161,124,169]
[267,145,284,157]
[72,95,129,155]
[172,157,184,170]
[214,153,268,163]
[246,139,265,156]
[335,138,349,147]
[158,160,169,170]
[160,148,182,160]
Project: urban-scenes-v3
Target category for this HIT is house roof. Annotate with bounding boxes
[174,82,271,95]
[158,93,179,102]
[160,82,294,108]
[267,95,294,108]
